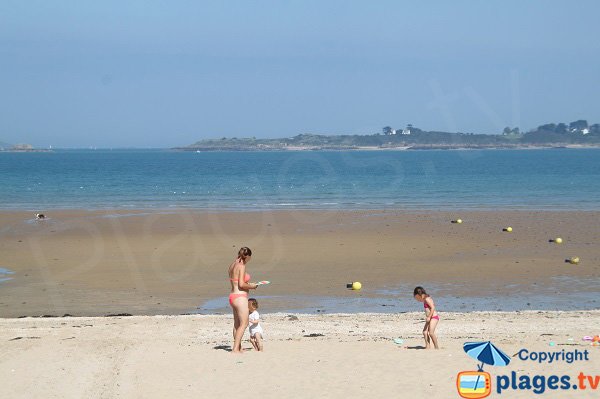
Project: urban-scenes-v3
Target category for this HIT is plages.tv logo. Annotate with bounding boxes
[456,341,511,399]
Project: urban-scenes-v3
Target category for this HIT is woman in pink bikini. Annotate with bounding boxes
[413,286,440,349]
[228,247,258,353]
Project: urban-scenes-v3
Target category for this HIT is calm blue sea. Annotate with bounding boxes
[1,148,599,210]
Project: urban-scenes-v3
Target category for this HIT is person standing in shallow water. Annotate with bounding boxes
[228,247,258,353]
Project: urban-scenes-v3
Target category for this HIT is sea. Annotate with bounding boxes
[1,148,600,210]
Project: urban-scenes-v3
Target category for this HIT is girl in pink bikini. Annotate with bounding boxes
[413,286,440,349]
[228,247,258,353]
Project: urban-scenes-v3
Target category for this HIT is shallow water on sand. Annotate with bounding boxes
[196,278,600,314]
[0,267,15,284]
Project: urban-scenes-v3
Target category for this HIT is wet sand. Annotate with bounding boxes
[1,311,599,398]
[0,210,598,317]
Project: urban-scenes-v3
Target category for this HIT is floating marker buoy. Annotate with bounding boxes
[352,281,362,290]
[503,227,513,232]
[451,219,463,224]
[554,237,563,244]
[567,256,580,265]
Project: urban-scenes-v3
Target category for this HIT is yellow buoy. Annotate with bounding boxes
[504,227,513,232]
[352,281,362,290]
[569,257,580,265]
[456,219,463,224]
[554,237,563,244]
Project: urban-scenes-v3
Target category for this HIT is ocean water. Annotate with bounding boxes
[1,148,599,210]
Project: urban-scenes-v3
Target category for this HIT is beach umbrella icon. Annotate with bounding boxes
[463,341,511,370]
[462,341,511,394]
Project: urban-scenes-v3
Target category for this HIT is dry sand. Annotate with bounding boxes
[0,210,598,317]
[1,311,600,398]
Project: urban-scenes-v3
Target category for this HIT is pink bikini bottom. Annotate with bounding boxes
[229,292,248,306]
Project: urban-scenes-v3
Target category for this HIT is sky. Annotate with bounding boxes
[1,1,599,148]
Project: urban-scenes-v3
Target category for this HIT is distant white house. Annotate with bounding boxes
[570,127,590,134]
[384,125,412,135]
[383,127,397,135]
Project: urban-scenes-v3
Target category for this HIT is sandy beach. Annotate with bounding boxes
[1,311,600,398]
[0,209,599,317]
[1,209,599,397]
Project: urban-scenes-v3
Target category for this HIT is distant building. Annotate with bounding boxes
[383,126,396,135]
[570,127,590,134]
[384,125,412,135]
[11,144,33,151]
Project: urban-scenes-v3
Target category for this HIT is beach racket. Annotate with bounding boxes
[256,281,271,285]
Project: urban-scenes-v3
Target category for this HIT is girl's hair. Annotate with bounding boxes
[237,247,252,262]
[413,286,429,297]
[248,298,258,309]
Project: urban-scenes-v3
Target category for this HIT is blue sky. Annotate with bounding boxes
[1,1,599,148]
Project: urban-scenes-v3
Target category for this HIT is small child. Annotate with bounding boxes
[248,298,264,351]
[413,286,440,349]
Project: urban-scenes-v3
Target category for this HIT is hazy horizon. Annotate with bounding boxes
[1,1,599,148]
